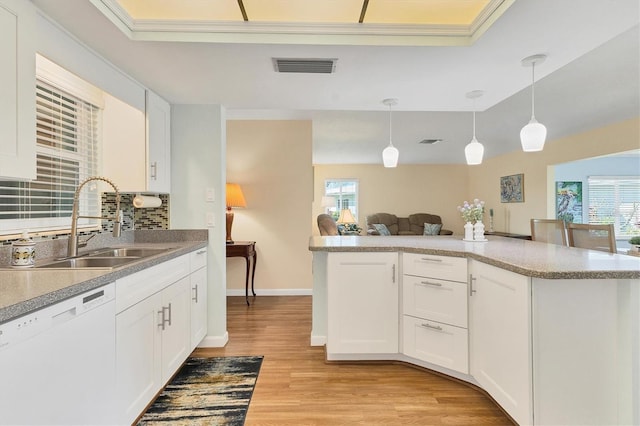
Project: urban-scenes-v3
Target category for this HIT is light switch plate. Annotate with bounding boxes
[205,188,215,202]
[206,212,215,227]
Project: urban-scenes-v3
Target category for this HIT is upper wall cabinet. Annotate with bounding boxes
[102,93,147,192]
[146,90,171,193]
[0,0,36,180]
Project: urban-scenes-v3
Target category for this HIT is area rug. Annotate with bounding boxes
[137,356,263,426]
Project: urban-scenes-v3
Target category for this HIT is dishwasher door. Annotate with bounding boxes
[0,283,117,426]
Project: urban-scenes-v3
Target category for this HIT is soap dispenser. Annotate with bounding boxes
[11,230,36,267]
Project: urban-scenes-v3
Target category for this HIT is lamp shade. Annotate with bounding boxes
[382,145,399,168]
[226,183,247,208]
[520,118,547,152]
[465,137,485,165]
[337,208,357,224]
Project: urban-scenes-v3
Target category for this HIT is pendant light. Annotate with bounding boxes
[520,54,547,152]
[382,98,399,168]
[464,90,485,165]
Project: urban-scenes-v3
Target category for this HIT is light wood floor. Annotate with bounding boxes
[193,296,514,426]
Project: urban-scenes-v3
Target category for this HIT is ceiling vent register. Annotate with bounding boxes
[273,58,337,74]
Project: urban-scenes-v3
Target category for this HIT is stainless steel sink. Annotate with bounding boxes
[85,247,172,258]
[35,257,139,269]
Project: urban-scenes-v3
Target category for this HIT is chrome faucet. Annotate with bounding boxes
[68,176,122,258]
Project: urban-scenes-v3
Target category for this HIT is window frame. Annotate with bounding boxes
[324,179,359,221]
[587,175,640,238]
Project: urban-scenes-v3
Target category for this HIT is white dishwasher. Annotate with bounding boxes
[0,283,117,426]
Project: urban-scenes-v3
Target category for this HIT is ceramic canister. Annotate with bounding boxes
[12,232,36,267]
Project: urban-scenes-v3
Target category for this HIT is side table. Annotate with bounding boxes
[226,241,257,305]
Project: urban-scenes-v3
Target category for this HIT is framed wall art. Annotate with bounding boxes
[500,174,524,203]
[555,181,583,223]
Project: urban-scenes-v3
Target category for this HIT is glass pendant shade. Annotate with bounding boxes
[520,54,547,152]
[382,98,399,168]
[382,144,399,168]
[465,137,484,165]
[465,90,484,165]
[520,118,547,152]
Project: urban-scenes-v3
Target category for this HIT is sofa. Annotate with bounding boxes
[365,212,453,236]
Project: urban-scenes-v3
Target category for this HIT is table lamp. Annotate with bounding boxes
[226,183,246,244]
[337,208,356,224]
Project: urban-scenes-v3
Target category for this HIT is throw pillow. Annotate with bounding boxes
[372,223,391,236]
[423,223,443,236]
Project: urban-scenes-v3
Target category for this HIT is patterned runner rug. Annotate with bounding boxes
[137,356,263,425]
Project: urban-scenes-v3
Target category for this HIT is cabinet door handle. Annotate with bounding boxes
[421,322,443,331]
[163,303,172,327]
[469,274,477,296]
[392,264,396,283]
[196,250,206,255]
[158,309,165,330]
[192,285,199,303]
[150,161,158,180]
[419,280,442,287]
[420,257,442,262]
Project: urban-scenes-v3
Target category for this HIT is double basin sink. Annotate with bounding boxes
[35,247,175,269]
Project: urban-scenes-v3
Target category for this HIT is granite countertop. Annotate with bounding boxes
[0,230,208,324]
[309,235,640,280]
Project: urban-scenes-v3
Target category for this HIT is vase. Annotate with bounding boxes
[474,221,485,241]
[464,221,474,241]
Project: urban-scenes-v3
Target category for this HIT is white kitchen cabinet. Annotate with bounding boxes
[146,90,171,193]
[0,0,36,180]
[102,92,147,192]
[115,251,197,425]
[327,252,398,358]
[469,259,532,426]
[402,253,469,374]
[190,248,208,349]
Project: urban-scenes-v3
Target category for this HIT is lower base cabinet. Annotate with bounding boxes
[115,248,207,425]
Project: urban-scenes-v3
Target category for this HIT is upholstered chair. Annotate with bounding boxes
[317,214,339,236]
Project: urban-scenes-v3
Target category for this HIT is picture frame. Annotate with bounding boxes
[500,174,524,203]
[555,181,583,223]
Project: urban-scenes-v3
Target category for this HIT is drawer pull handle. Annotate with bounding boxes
[421,322,443,331]
[192,285,199,303]
[196,250,206,255]
[158,309,165,330]
[419,280,442,287]
[392,264,396,283]
[150,161,158,180]
[420,257,442,262]
[164,303,172,327]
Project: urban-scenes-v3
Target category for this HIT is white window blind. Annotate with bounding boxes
[588,176,640,238]
[0,80,101,234]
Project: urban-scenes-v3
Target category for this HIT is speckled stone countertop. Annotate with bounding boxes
[0,230,208,324]
[309,235,640,280]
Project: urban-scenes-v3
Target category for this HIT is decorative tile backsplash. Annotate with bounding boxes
[1,193,169,246]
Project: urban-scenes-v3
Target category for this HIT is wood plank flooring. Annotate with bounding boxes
[193,296,514,425]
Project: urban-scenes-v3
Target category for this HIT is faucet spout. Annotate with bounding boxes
[68,176,121,258]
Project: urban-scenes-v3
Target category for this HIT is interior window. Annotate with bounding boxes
[324,179,358,221]
[0,58,102,236]
[588,176,640,238]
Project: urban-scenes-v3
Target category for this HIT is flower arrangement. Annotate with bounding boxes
[338,223,363,235]
[458,199,485,223]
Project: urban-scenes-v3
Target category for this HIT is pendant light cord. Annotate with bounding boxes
[530,62,536,119]
[388,103,393,147]
[472,98,477,139]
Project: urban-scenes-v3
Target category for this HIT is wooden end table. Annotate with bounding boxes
[226,241,257,305]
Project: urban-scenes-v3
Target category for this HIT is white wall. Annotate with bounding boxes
[226,120,313,294]
[171,105,227,346]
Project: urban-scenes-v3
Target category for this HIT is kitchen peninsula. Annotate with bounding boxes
[309,235,639,426]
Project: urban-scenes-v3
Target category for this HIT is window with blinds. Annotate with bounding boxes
[588,176,640,238]
[0,80,101,234]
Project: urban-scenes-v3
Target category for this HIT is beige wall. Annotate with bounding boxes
[226,120,313,293]
[468,117,640,235]
[313,164,470,235]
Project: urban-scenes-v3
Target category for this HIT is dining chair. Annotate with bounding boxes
[530,219,567,246]
[566,223,617,253]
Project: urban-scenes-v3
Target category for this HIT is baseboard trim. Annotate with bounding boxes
[197,332,229,348]
[226,289,312,296]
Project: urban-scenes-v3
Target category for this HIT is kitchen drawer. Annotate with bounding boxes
[116,254,190,313]
[190,247,207,271]
[403,315,469,374]
[403,275,468,328]
[403,253,467,283]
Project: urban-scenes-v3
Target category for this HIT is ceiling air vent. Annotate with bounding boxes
[419,139,443,145]
[273,58,337,74]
